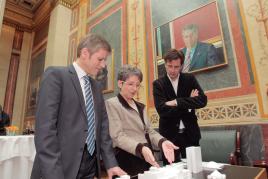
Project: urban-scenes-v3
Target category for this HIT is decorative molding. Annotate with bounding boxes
[3,7,33,31]
[55,0,79,9]
[67,32,77,65]
[127,0,148,104]
[239,0,268,117]
[70,5,79,30]
[33,1,52,30]
[7,0,43,11]
[4,0,53,32]
[196,103,259,121]
[3,19,31,32]
[149,102,260,128]
[87,0,121,26]
[246,0,268,66]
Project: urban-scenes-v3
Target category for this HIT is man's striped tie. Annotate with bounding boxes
[83,75,95,155]
[182,49,191,72]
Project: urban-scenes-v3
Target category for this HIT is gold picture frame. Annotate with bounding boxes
[154,1,227,73]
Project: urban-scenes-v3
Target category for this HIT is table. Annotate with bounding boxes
[254,160,268,174]
[0,135,35,179]
[193,165,267,179]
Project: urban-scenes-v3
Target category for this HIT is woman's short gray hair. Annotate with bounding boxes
[117,65,143,82]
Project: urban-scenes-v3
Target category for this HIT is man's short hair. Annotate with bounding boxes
[77,34,111,57]
[182,24,199,35]
[163,49,185,65]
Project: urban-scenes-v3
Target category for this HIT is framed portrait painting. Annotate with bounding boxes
[95,49,114,93]
[26,49,45,117]
[154,1,227,73]
[28,77,40,109]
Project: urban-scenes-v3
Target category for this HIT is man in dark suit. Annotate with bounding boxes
[153,49,207,163]
[181,24,221,72]
[31,34,126,179]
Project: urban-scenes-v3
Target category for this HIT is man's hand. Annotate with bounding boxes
[162,140,179,164]
[107,166,127,179]
[190,89,199,97]
[142,146,160,167]
[165,99,177,106]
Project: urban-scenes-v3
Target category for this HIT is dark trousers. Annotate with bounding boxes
[76,145,97,179]
[163,132,199,165]
[115,148,150,179]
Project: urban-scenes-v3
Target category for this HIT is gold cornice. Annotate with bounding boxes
[55,0,79,9]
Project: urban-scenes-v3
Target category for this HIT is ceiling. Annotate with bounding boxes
[7,0,44,12]
[4,0,78,31]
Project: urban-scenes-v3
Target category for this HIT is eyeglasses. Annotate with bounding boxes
[122,81,142,89]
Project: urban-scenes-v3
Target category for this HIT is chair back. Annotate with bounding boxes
[200,130,237,163]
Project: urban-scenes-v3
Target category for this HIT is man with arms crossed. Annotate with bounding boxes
[153,49,207,164]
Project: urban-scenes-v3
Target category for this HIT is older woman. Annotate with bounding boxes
[105,65,178,177]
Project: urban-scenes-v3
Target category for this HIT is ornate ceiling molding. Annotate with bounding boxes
[7,0,43,12]
[4,2,33,31]
[4,0,53,31]
[3,0,78,32]
[55,0,79,9]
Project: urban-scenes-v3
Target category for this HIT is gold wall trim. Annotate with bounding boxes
[55,0,79,9]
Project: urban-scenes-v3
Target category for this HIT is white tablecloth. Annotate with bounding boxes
[0,135,35,179]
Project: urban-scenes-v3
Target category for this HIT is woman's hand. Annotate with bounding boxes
[141,146,160,167]
[162,140,179,164]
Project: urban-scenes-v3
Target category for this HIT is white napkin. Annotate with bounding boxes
[207,170,226,179]
[203,161,224,170]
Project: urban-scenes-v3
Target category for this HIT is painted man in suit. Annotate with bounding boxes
[31,34,126,179]
[181,24,221,72]
[153,49,207,163]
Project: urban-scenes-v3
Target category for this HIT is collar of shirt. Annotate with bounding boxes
[167,73,180,95]
[73,62,87,103]
[117,93,145,111]
[73,62,87,80]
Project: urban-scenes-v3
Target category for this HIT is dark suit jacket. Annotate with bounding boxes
[182,42,220,71]
[153,73,207,144]
[31,65,117,179]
